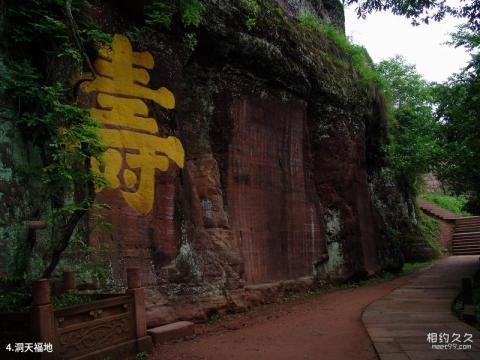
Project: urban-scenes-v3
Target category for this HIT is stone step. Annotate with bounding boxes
[453,239,480,244]
[452,234,480,240]
[456,227,480,231]
[453,238,480,242]
[452,243,480,248]
[456,218,480,222]
[455,216,480,222]
[452,243,480,250]
[453,231,480,236]
[455,225,480,233]
[452,237,480,242]
[453,238,480,243]
[453,249,480,255]
[455,223,480,227]
[147,321,195,344]
[455,230,480,234]
[453,230,480,235]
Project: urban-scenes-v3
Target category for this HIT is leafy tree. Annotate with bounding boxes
[1,0,109,281]
[131,0,205,50]
[347,0,480,31]
[434,26,480,212]
[346,0,480,210]
[377,56,439,192]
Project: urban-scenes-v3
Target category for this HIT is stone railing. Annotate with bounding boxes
[0,268,151,359]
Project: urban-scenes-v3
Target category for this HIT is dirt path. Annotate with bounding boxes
[152,275,412,360]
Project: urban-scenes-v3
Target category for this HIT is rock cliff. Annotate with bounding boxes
[0,0,421,325]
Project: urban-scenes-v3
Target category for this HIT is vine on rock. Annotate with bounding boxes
[1,0,110,283]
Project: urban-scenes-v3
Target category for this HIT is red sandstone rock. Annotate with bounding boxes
[78,2,405,328]
[226,97,327,284]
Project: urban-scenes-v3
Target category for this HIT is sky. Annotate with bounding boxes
[344,6,471,83]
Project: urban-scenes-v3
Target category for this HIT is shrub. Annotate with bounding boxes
[298,13,387,90]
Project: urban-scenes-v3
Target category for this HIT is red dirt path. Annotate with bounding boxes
[152,275,411,360]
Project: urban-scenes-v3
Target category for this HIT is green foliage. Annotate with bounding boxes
[348,0,480,32]
[144,0,205,29]
[240,0,259,30]
[240,0,259,13]
[434,26,480,212]
[145,1,174,29]
[346,1,480,211]
[40,85,104,216]
[417,211,441,257]
[298,14,387,89]
[376,55,432,107]
[179,0,205,27]
[449,25,480,52]
[298,13,322,32]
[52,293,98,309]
[6,0,110,63]
[135,352,150,360]
[183,32,199,51]
[400,261,432,276]
[274,6,284,18]
[377,56,439,193]
[1,0,110,281]
[65,228,111,286]
[420,193,470,216]
[139,0,205,50]
[384,225,401,246]
[0,278,99,312]
[207,309,222,323]
[0,277,31,312]
[246,18,257,31]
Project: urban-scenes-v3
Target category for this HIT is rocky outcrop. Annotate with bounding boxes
[0,0,421,324]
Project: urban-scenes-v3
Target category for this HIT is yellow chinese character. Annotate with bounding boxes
[81,34,184,215]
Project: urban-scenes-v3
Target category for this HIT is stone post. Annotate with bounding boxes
[31,279,55,359]
[126,268,152,353]
[63,271,75,293]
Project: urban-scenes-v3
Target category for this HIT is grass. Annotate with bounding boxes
[298,13,387,90]
[400,261,432,275]
[420,192,470,216]
[418,211,442,257]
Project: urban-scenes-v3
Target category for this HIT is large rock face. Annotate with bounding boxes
[0,0,420,324]
[226,97,324,284]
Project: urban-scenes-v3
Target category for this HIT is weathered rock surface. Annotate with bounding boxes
[0,0,427,325]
